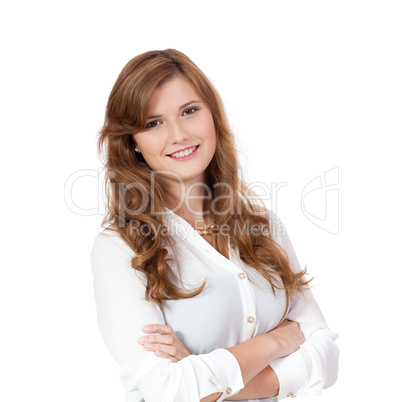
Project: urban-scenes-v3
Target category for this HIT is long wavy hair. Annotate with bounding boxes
[98,49,310,318]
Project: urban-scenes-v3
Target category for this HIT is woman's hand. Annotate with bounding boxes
[200,393,222,402]
[138,324,191,362]
[268,319,306,358]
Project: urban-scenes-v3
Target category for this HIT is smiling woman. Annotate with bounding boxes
[133,75,216,189]
[91,49,339,402]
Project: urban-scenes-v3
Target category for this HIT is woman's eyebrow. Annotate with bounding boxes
[147,100,202,120]
[179,100,201,109]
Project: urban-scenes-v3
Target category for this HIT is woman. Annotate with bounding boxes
[91,49,339,402]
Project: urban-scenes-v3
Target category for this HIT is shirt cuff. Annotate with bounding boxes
[195,348,244,401]
[270,350,309,400]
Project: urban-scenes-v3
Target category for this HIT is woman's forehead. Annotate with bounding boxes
[148,76,202,111]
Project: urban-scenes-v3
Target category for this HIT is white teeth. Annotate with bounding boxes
[170,146,197,159]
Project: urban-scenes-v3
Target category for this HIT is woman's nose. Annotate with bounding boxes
[168,121,190,143]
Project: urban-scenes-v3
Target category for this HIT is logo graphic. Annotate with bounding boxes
[301,167,339,234]
[64,168,103,216]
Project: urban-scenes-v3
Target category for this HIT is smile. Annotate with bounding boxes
[168,145,199,160]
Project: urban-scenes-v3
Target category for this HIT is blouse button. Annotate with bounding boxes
[238,272,246,279]
[247,316,255,323]
[225,387,232,395]
[287,392,295,398]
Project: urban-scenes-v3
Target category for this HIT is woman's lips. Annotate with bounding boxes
[167,145,200,161]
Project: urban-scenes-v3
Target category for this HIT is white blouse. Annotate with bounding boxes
[90,208,339,402]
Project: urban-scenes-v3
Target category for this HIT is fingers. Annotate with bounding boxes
[155,350,178,363]
[138,333,178,358]
[139,339,179,360]
[139,324,188,362]
[142,324,173,335]
[145,343,178,357]
[138,334,174,346]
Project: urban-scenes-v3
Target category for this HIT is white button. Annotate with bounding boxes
[247,316,255,323]
[287,392,295,398]
[225,387,232,395]
[238,272,246,279]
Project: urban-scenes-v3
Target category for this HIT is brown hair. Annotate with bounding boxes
[97,49,310,318]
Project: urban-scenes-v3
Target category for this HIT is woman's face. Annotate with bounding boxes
[133,75,217,187]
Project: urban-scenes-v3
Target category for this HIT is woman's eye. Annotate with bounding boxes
[183,107,198,116]
[145,120,161,129]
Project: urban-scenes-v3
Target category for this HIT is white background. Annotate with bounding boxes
[1,1,401,401]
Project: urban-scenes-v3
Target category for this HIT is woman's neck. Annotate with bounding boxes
[165,178,212,228]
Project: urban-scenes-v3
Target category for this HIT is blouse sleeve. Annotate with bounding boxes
[267,211,340,400]
[90,230,244,402]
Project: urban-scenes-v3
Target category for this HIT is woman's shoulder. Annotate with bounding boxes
[90,226,147,288]
[91,225,135,257]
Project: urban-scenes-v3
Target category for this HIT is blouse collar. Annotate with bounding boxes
[162,207,240,266]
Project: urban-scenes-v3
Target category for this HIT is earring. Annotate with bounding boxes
[135,146,141,153]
